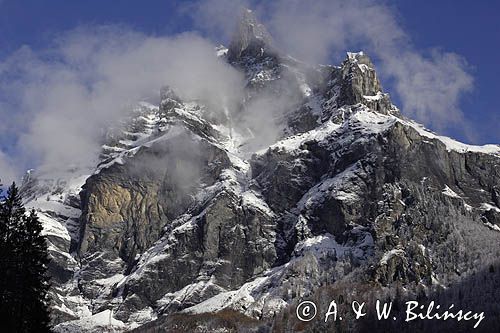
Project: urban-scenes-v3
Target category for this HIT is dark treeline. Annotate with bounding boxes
[0,181,51,332]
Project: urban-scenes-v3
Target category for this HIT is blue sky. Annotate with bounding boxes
[395,1,499,144]
[0,0,498,184]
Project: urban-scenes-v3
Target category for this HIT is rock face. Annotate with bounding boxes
[227,9,274,63]
[79,133,230,262]
[20,9,500,333]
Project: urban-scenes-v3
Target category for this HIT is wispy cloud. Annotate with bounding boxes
[0,25,244,180]
[0,0,480,183]
[191,0,474,137]
[182,0,250,42]
[0,150,17,186]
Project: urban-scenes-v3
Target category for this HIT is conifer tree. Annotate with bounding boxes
[0,182,51,332]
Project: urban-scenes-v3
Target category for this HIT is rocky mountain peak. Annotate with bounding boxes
[346,51,375,67]
[159,85,183,113]
[159,86,180,101]
[336,51,398,116]
[341,51,380,94]
[21,9,500,332]
[227,8,274,62]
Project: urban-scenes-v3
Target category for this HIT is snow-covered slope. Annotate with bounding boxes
[19,9,500,333]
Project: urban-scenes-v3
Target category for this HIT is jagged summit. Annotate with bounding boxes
[227,8,274,62]
[18,8,500,332]
[346,51,374,67]
[335,51,397,116]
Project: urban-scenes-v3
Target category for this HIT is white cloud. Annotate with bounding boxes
[0,150,18,187]
[190,0,474,136]
[183,0,250,42]
[0,0,480,182]
[0,26,244,177]
[383,49,473,128]
[267,0,473,133]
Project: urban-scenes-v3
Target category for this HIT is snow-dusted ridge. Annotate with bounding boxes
[400,118,500,155]
[18,34,499,331]
[27,94,499,332]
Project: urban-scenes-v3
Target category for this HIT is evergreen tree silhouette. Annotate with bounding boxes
[0,182,51,332]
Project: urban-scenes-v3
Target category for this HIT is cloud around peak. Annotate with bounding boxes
[0,0,482,184]
[0,25,244,182]
[190,0,475,137]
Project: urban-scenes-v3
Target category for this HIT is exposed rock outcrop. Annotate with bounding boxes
[18,8,500,333]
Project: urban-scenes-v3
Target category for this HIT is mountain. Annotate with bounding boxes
[20,9,500,333]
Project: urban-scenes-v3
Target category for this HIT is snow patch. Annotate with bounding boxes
[241,190,275,216]
[401,119,500,155]
[442,185,461,199]
[296,164,361,211]
[483,221,500,232]
[258,118,340,154]
[380,249,405,265]
[363,91,384,101]
[54,310,126,333]
[481,203,500,213]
